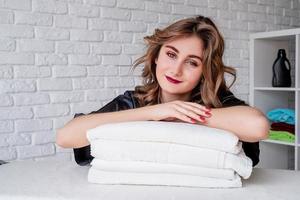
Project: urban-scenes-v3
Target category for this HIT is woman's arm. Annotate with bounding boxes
[56,99,207,149]
[57,101,269,149]
[204,106,270,142]
[56,107,151,148]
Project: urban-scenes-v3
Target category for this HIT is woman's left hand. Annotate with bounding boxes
[145,100,212,124]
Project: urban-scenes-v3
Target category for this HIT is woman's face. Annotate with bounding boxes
[155,35,204,102]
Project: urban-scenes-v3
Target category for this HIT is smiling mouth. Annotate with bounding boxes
[165,75,182,84]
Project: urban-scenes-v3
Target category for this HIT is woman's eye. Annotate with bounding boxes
[166,52,176,59]
[187,60,198,67]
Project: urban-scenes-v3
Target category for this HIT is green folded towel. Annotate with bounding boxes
[268,130,295,143]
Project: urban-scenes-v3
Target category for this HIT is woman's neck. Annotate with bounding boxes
[160,91,191,103]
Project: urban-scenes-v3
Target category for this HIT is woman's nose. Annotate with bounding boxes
[171,61,183,76]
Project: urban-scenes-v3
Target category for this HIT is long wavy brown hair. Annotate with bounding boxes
[132,15,236,108]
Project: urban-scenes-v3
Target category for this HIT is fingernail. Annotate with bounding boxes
[199,116,206,121]
[191,118,196,123]
[205,111,211,116]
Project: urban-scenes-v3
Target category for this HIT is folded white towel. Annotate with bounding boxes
[90,139,252,179]
[87,121,242,154]
[88,167,242,188]
[87,121,252,188]
[91,159,236,180]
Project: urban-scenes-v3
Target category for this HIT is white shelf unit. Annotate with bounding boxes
[250,28,300,170]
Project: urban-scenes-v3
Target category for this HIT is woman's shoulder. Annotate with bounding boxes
[123,90,135,99]
[74,90,138,118]
[97,90,139,112]
[218,88,248,107]
[218,88,234,102]
[118,90,139,108]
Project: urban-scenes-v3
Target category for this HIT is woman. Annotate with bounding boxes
[56,15,269,166]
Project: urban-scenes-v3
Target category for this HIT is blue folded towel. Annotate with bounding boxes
[267,108,295,125]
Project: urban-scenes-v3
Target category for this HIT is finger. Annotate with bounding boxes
[176,102,211,118]
[162,117,177,121]
[170,104,197,123]
[175,111,197,124]
[173,104,206,123]
[185,102,211,112]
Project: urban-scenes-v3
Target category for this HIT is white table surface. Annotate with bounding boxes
[0,160,300,200]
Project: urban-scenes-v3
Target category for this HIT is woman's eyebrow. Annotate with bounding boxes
[165,45,203,61]
[165,45,179,53]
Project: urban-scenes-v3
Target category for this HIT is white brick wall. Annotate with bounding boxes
[0,0,299,162]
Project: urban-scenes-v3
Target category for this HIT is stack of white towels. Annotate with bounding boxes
[86,121,253,188]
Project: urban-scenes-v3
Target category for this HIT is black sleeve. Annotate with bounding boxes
[220,89,249,107]
[219,89,260,167]
[73,91,135,166]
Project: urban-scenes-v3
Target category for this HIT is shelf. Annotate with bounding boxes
[250,28,300,170]
[262,139,296,146]
[254,87,297,91]
[252,90,295,114]
[250,28,300,40]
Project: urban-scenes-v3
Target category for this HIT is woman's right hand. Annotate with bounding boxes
[146,100,212,124]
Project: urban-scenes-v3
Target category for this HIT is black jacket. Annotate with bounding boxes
[73,90,260,166]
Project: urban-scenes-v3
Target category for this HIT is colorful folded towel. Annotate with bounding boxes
[268,130,295,143]
[267,108,295,125]
[271,122,295,134]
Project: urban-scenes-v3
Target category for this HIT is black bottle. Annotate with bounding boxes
[272,49,291,87]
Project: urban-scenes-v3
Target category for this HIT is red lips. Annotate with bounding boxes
[165,75,182,84]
